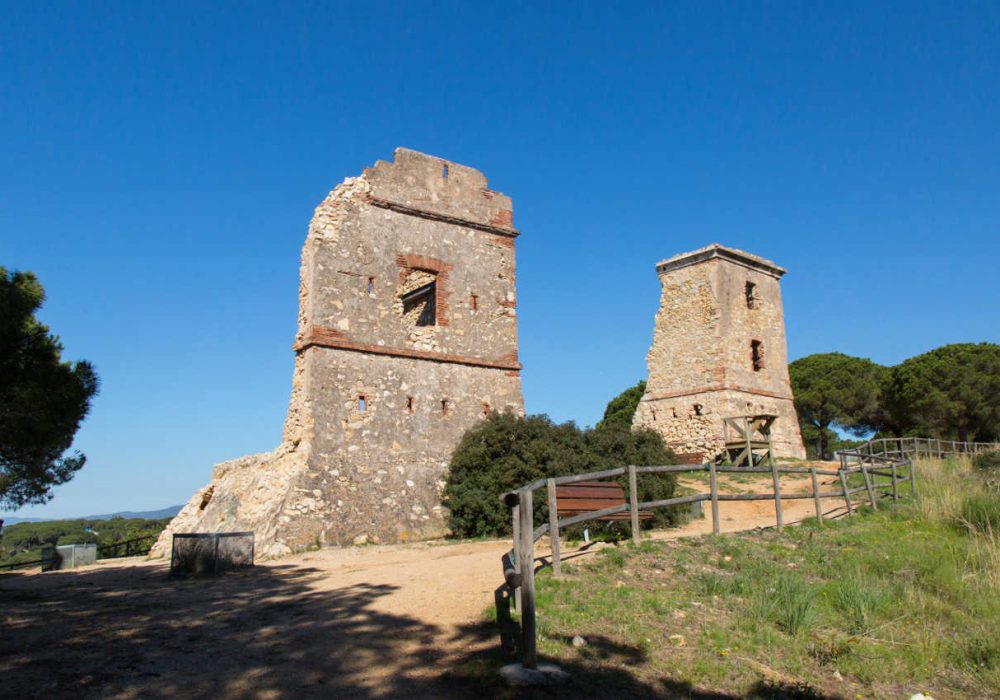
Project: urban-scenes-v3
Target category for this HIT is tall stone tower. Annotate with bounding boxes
[633,244,805,460]
[154,149,524,557]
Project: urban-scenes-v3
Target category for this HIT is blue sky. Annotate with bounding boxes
[3,2,999,518]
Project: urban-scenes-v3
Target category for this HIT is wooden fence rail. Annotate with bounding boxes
[496,436,998,670]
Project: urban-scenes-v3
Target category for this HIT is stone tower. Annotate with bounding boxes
[633,244,805,460]
[154,149,524,557]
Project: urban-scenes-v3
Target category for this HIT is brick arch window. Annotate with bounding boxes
[395,254,453,327]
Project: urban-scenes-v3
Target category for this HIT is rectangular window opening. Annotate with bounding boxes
[358,395,367,412]
[442,163,449,178]
[441,399,449,416]
[470,293,478,311]
[401,280,436,326]
[751,340,765,372]
[367,277,375,294]
[406,396,414,413]
[745,281,758,309]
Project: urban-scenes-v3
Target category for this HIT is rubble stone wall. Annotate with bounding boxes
[154,149,524,558]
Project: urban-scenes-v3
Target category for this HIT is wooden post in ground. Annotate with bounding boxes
[629,465,640,546]
[770,461,784,532]
[909,460,918,498]
[512,504,521,614]
[839,470,854,515]
[860,461,878,509]
[709,461,720,535]
[517,489,537,670]
[547,478,561,577]
[810,466,823,523]
[890,461,899,501]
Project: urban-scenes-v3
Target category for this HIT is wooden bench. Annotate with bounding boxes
[548,481,653,521]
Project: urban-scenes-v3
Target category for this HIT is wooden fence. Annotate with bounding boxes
[496,437,999,670]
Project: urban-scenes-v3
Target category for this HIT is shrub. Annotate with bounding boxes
[443,412,678,538]
[973,450,1000,472]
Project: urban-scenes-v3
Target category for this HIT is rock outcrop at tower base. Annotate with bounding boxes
[153,149,525,559]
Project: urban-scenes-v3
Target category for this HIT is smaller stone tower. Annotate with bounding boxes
[633,244,806,460]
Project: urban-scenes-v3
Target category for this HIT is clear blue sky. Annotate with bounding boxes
[3,2,999,518]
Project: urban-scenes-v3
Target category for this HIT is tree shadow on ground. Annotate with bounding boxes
[1,562,485,698]
[1,562,843,699]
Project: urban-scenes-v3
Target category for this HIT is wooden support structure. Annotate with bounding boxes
[722,414,776,467]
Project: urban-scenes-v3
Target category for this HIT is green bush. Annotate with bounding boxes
[443,412,678,538]
[973,450,1000,472]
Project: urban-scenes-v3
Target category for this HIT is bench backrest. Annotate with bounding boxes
[551,481,627,515]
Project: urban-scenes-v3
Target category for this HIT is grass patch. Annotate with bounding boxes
[528,457,1000,698]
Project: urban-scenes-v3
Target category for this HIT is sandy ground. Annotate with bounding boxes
[0,467,848,699]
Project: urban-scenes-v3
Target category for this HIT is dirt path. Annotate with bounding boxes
[0,467,846,698]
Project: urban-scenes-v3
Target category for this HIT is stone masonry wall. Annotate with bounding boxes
[153,149,524,558]
[634,244,806,460]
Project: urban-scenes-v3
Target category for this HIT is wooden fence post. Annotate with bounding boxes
[890,461,899,501]
[629,465,640,546]
[512,504,521,614]
[547,478,561,577]
[770,461,784,532]
[517,489,537,670]
[839,470,854,516]
[810,466,823,523]
[909,460,918,498]
[709,462,720,535]
[860,461,878,510]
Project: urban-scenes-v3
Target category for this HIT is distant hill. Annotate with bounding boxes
[2,505,182,526]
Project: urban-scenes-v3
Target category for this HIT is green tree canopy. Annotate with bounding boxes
[1,268,99,509]
[595,380,646,431]
[882,343,1000,442]
[789,353,886,459]
[443,412,677,538]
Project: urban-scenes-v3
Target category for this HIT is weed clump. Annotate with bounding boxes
[752,575,817,635]
[828,574,889,633]
[959,493,1000,533]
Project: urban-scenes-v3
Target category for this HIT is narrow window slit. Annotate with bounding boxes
[751,340,765,371]
[441,399,449,416]
[406,396,414,413]
[745,281,758,309]
[367,277,375,294]
[358,395,367,412]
